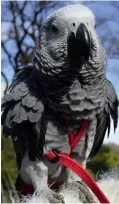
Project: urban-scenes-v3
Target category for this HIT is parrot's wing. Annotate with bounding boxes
[89,79,118,158]
[1,65,44,166]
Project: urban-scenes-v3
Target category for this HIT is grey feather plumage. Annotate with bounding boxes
[89,79,118,158]
[2,65,44,128]
[2,65,44,163]
[1,4,118,199]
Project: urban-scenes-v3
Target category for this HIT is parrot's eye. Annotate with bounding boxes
[51,24,58,33]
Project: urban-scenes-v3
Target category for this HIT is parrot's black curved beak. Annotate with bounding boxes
[68,23,91,61]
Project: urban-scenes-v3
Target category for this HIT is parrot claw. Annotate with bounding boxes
[59,181,96,203]
[46,189,64,203]
[34,188,64,203]
[76,181,96,203]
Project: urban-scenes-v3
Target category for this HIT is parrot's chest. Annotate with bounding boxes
[47,79,104,131]
[59,80,104,124]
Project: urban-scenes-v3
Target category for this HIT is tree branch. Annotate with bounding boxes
[1,71,9,95]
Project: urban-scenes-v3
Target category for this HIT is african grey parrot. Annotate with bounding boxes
[2,4,118,202]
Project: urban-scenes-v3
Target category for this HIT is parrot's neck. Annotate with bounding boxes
[79,47,106,84]
[36,56,88,100]
[37,67,80,99]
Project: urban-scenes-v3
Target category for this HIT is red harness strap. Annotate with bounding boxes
[69,120,89,150]
[46,119,110,203]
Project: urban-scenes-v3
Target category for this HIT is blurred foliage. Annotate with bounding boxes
[1,135,119,202]
[1,135,18,203]
[87,144,119,180]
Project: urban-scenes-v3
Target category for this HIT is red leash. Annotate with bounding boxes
[46,151,110,203]
[46,120,110,203]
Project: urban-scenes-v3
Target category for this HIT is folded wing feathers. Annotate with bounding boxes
[89,79,118,158]
[105,80,118,132]
[1,66,44,132]
[19,105,28,121]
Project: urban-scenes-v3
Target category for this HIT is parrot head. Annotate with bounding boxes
[34,4,106,81]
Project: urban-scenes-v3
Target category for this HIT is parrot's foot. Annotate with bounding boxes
[59,181,96,203]
[76,181,96,203]
[44,188,64,203]
[19,154,64,203]
[35,187,64,203]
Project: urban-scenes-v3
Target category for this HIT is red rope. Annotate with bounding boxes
[46,151,110,203]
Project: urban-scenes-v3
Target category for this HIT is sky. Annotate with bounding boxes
[1,1,119,144]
